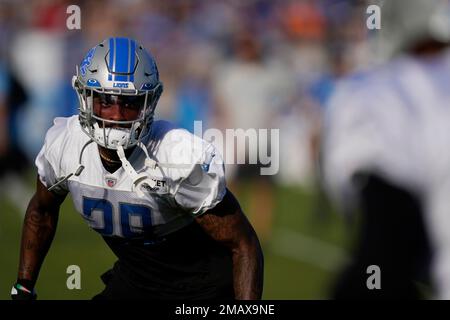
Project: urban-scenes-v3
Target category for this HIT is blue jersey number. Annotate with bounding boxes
[82,197,152,238]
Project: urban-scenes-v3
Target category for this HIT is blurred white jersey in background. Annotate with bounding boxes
[323,47,450,299]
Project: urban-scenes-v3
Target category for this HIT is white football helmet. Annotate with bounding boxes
[377,0,450,59]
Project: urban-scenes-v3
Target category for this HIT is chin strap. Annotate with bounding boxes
[48,139,93,192]
[116,143,158,197]
[48,137,194,197]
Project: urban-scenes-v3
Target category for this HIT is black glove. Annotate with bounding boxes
[11,282,37,300]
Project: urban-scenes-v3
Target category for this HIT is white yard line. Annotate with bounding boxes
[271,228,350,272]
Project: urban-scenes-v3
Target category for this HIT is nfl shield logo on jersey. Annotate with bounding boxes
[105,177,117,188]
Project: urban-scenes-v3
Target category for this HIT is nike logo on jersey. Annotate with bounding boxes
[141,179,168,193]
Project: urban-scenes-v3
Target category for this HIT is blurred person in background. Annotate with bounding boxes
[274,0,327,189]
[212,29,295,244]
[11,0,78,159]
[0,61,32,214]
[0,1,33,214]
[322,0,450,299]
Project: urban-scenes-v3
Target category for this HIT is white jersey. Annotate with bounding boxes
[35,116,226,239]
[323,49,450,299]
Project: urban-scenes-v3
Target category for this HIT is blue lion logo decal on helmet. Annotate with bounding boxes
[80,47,96,77]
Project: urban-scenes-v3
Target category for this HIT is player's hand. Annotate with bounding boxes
[11,283,37,300]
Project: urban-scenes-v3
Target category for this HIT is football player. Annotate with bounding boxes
[11,37,263,300]
[322,0,450,299]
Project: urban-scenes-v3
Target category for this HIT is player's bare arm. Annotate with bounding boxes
[195,189,264,300]
[16,177,66,295]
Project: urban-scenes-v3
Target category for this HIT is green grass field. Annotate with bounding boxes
[0,174,353,300]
